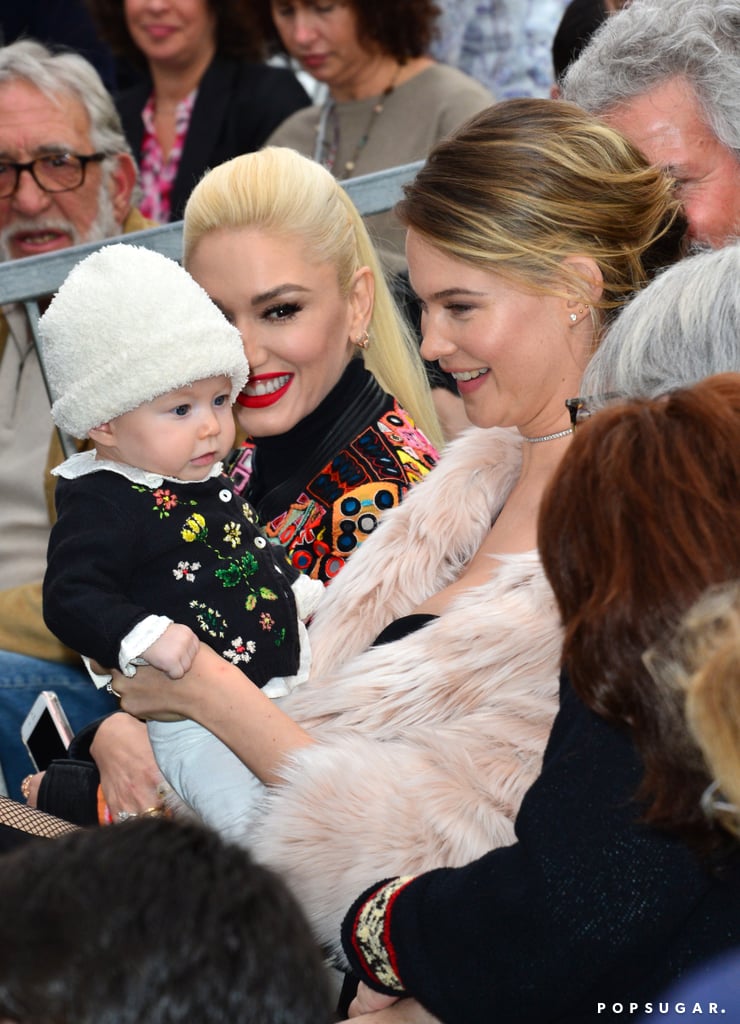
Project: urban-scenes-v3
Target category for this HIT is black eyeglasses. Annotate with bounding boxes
[0,152,107,198]
[565,393,623,431]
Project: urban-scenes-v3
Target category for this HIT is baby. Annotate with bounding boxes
[40,244,322,840]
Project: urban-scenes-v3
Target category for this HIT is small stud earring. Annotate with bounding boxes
[352,329,370,349]
[569,313,578,323]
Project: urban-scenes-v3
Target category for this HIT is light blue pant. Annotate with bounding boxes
[0,651,118,800]
[148,718,266,844]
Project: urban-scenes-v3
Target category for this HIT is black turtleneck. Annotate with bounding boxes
[239,358,393,522]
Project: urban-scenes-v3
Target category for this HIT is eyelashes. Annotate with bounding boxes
[261,301,302,322]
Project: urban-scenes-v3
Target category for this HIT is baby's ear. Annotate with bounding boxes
[87,422,115,447]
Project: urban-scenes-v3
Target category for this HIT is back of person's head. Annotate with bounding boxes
[0,817,333,1024]
[581,242,740,404]
[397,98,687,333]
[0,38,132,158]
[562,0,740,157]
[538,374,740,849]
[645,580,740,841]
[183,146,442,448]
[552,0,608,85]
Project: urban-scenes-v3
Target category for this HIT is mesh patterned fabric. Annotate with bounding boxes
[0,796,79,838]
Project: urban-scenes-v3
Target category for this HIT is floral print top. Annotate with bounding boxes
[138,88,197,223]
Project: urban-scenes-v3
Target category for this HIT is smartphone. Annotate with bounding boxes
[21,691,74,771]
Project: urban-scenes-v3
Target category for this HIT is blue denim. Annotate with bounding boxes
[0,651,117,800]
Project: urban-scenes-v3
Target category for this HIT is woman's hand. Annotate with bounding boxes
[343,987,440,1022]
[22,771,44,808]
[90,712,164,819]
[115,644,314,785]
[349,985,400,1017]
[109,663,192,723]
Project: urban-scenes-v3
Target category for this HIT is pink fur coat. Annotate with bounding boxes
[251,426,563,957]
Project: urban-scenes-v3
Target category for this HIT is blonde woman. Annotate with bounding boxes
[183,146,443,582]
[342,375,740,1023]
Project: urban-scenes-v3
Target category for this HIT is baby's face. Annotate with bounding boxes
[98,375,236,480]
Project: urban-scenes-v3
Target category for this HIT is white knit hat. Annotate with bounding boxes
[38,243,249,439]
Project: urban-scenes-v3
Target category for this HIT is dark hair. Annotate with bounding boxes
[552,0,608,83]
[252,0,441,61]
[0,817,332,1024]
[86,0,263,65]
[538,374,740,849]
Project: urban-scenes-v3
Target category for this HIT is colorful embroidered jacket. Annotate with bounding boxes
[228,360,439,582]
[43,456,306,687]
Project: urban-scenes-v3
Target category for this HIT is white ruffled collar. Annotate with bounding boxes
[51,449,225,487]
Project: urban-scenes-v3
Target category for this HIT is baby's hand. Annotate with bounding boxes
[142,624,200,679]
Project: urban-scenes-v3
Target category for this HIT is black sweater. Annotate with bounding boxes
[342,671,740,1023]
[44,470,301,687]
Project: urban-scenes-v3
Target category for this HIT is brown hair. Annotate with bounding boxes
[398,99,687,336]
[252,0,441,61]
[86,0,262,65]
[538,374,740,848]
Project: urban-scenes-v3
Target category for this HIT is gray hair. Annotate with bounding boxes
[562,0,740,157]
[0,39,132,158]
[581,242,740,404]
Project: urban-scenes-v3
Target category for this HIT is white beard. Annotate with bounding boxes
[0,176,121,262]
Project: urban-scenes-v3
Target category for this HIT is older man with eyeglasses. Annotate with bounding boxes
[0,40,159,803]
[562,0,740,251]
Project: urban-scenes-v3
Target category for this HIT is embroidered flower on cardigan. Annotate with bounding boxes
[189,600,226,639]
[182,512,207,542]
[241,502,258,525]
[173,560,201,582]
[132,483,196,519]
[153,488,178,512]
[223,521,242,548]
[209,551,279,611]
[216,551,257,588]
[223,636,257,665]
[259,614,287,646]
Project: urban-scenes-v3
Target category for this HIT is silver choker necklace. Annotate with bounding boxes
[521,427,572,443]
